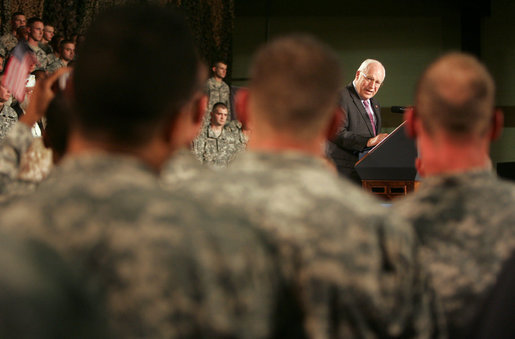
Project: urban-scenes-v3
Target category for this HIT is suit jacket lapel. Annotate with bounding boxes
[348,84,375,135]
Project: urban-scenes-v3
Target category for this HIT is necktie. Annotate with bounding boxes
[363,100,377,136]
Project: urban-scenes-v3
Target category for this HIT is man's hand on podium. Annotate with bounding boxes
[367,133,388,147]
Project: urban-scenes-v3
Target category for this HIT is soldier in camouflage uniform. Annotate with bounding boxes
[46,40,75,73]
[160,147,207,188]
[0,12,26,56]
[0,76,17,141]
[0,83,71,198]
[393,52,515,337]
[0,233,108,338]
[175,34,445,338]
[26,17,47,71]
[0,6,292,338]
[193,102,247,168]
[203,60,231,125]
[39,24,55,55]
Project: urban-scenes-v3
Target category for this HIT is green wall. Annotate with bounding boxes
[232,0,514,166]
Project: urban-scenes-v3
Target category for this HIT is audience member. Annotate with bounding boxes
[46,34,63,65]
[204,60,231,123]
[0,74,17,140]
[326,59,389,184]
[0,5,287,338]
[0,233,108,338]
[26,17,47,71]
[15,25,29,43]
[0,70,69,198]
[0,12,26,56]
[470,252,515,339]
[39,23,55,54]
[46,40,75,73]
[192,101,247,168]
[175,34,444,338]
[393,52,515,337]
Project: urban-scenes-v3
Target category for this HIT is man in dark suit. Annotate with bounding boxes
[326,59,388,184]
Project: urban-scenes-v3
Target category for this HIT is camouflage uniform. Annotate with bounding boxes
[160,147,207,188]
[0,233,108,338]
[46,52,58,66]
[0,33,17,56]
[0,153,286,338]
[39,41,53,55]
[28,43,47,71]
[192,119,247,168]
[393,169,515,337]
[0,103,18,141]
[0,122,37,197]
[175,150,445,338]
[46,58,66,73]
[204,76,231,126]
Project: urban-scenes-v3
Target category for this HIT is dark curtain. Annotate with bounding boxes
[0,0,233,80]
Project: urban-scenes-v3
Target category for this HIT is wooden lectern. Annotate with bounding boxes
[355,122,418,200]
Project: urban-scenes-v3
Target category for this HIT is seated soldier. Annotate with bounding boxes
[46,40,75,73]
[193,101,246,168]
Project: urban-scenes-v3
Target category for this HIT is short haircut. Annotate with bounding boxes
[211,102,228,113]
[415,52,495,138]
[212,60,226,67]
[357,59,385,80]
[59,39,74,50]
[50,34,63,51]
[249,34,342,139]
[27,17,43,28]
[11,12,24,20]
[73,5,200,146]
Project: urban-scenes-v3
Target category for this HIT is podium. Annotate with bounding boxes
[355,122,418,200]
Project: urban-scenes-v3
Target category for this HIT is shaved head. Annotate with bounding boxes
[416,53,495,138]
[249,34,342,140]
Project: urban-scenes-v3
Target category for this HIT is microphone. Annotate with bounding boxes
[391,106,407,113]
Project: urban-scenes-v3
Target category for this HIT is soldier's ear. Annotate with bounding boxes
[235,88,249,128]
[404,107,417,139]
[326,107,344,140]
[489,108,504,141]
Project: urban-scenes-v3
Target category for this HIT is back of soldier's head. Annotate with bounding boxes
[416,52,495,139]
[73,4,199,147]
[249,34,342,139]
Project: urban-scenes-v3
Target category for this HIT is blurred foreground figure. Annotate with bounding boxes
[0,5,286,338]
[0,234,107,338]
[393,52,515,337]
[174,34,444,338]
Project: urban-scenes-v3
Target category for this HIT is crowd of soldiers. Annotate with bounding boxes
[0,12,76,74]
[0,3,513,338]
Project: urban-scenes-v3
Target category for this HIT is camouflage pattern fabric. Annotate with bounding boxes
[393,169,515,337]
[204,76,231,125]
[0,122,36,197]
[39,41,53,55]
[46,53,58,66]
[174,150,446,338]
[0,104,18,141]
[46,58,65,73]
[0,153,287,338]
[160,147,207,189]
[28,44,47,71]
[192,120,247,168]
[0,33,17,56]
[0,233,108,338]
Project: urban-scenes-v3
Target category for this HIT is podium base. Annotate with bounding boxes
[362,180,419,200]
